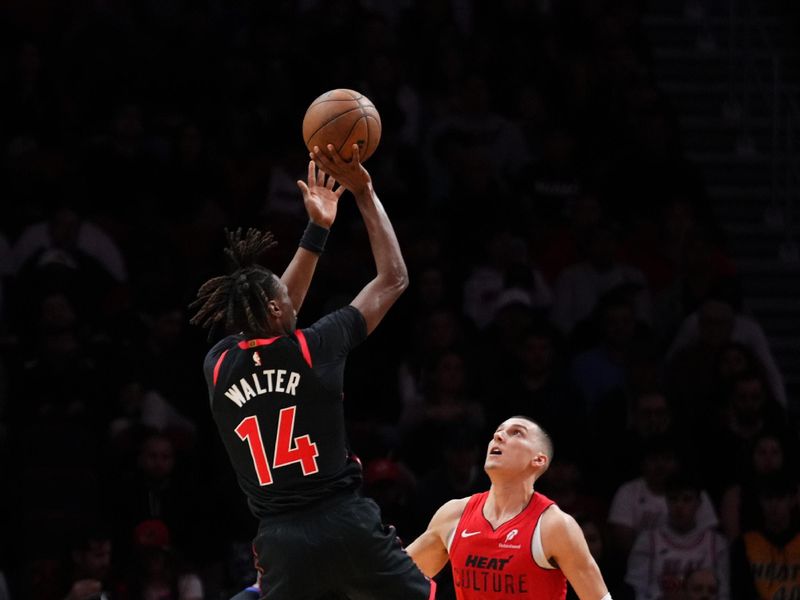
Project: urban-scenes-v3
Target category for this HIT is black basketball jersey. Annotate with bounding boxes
[204,319,362,518]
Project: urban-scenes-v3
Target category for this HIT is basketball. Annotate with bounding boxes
[302,89,382,162]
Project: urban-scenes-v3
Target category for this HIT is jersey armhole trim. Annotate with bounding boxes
[446,527,457,553]
[212,349,230,386]
[532,508,557,570]
[294,329,312,367]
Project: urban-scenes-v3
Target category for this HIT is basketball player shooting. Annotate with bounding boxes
[191,144,433,600]
[406,416,610,600]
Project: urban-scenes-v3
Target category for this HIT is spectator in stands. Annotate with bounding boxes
[719,430,797,541]
[518,127,583,231]
[415,427,485,533]
[117,519,203,600]
[625,473,730,600]
[108,378,198,456]
[127,299,204,424]
[730,473,800,600]
[598,390,679,494]
[423,72,532,206]
[535,192,604,284]
[666,295,787,409]
[552,224,651,335]
[570,289,650,415]
[697,371,791,498]
[34,523,115,600]
[10,206,126,308]
[397,307,469,420]
[492,322,584,447]
[711,342,769,408]
[462,227,552,330]
[537,455,605,525]
[10,291,103,425]
[607,438,718,562]
[399,349,485,475]
[110,432,210,565]
[678,227,738,320]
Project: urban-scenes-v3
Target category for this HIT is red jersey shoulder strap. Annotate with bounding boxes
[467,491,490,515]
[528,491,556,516]
[294,330,312,367]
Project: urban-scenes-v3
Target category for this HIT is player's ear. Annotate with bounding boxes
[531,453,547,470]
[267,299,282,317]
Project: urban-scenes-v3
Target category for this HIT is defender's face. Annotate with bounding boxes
[485,418,544,473]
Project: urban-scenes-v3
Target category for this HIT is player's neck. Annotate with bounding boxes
[485,478,536,526]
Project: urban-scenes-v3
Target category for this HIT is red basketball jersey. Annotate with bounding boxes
[448,491,567,600]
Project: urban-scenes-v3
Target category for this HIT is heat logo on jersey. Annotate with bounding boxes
[452,554,529,595]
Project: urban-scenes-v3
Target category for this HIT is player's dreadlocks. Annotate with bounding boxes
[190,227,279,338]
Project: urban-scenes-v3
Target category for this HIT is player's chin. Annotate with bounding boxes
[484,457,501,470]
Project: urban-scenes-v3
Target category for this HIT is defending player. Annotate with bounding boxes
[406,416,610,600]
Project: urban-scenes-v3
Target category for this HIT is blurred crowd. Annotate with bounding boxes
[1,1,799,599]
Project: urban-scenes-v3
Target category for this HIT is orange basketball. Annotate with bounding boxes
[302,89,382,162]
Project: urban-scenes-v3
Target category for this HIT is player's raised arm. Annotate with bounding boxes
[280,160,344,314]
[541,506,610,600]
[405,498,468,578]
[311,143,408,334]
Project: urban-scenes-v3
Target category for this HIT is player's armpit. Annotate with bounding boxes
[541,507,609,600]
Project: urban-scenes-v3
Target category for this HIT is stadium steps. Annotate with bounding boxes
[643,2,800,409]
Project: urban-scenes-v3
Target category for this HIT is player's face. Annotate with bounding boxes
[485,418,545,473]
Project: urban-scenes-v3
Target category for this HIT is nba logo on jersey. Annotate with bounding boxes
[505,529,519,543]
[253,352,262,367]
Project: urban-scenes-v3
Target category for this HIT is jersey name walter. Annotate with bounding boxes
[224,368,302,407]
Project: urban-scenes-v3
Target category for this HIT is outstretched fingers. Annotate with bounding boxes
[296,160,315,195]
[311,145,336,174]
[315,160,326,188]
[307,159,316,184]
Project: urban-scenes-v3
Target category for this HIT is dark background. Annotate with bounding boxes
[1,0,799,599]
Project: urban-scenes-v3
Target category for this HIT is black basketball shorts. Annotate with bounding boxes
[253,492,435,600]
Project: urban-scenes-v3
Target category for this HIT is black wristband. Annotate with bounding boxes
[299,221,330,253]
